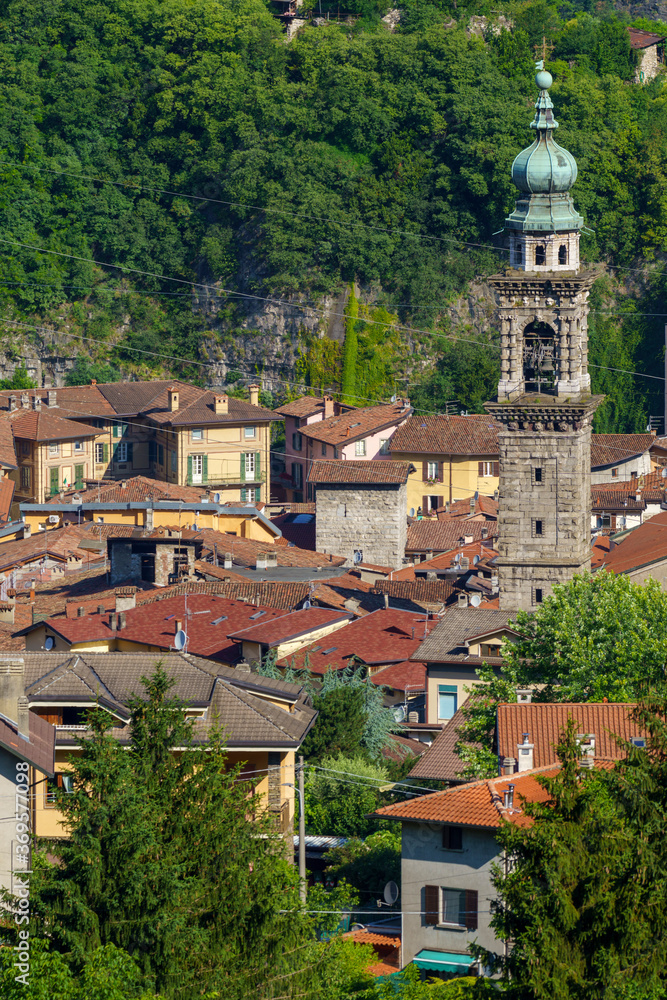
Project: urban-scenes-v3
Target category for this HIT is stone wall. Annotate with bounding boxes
[315,482,408,569]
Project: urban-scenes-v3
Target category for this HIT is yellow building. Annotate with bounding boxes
[0,381,279,510]
[23,651,316,840]
[389,415,500,515]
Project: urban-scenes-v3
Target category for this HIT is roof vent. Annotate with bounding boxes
[503,784,515,809]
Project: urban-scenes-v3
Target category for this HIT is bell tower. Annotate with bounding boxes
[485,64,602,612]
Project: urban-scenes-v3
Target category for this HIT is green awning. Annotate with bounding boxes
[413,950,474,974]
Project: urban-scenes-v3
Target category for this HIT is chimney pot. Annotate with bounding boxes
[248,383,260,407]
[77,606,85,617]
[17,695,29,740]
[9,395,16,411]
[21,393,29,409]
[47,390,57,407]
[516,688,532,704]
[517,733,534,772]
[109,612,118,631]
[0,657,26,726]
[168,387,180,412]
[118,611,126,630]
[323,395,334,419]
[214,394,229,416]
[235,659,251,673]
[33,395,41,411]
[503,783,515,809]
[22,524,31,540]
[98,605,105,615]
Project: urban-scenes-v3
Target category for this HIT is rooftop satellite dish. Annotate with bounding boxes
[383,881,399,906]
[353,551,363,565]
[454,553,461,564]
[390,395,397,403]
[470,593,482,608]
[662,468,667,479]
[473,555,480,566]
[409,508,415,518]
[174,629,187,651]
[44,636,54,651]
[303,600,311,609]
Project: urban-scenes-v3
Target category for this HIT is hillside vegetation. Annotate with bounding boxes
[0,0,666,426]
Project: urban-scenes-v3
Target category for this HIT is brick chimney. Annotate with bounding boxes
[214,394,228,415]
[115,587,137,612]
[21,393,29,409]
[8,395,16,411]
[0,657,25,728]
[33,394,41,411]
[47,390,57,407]
[22,524,31,540]
[117,611,126,630]
[109,612,118,631]
[249,384,260,407]
[323,395,334,418]
[168,387,179,412]
[517,733,534,772]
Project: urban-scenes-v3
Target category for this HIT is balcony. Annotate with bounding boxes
[186,471,267,488]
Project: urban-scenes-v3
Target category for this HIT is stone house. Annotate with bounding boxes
[309,459,414,569]
[629,27,664,83]
[281,399,412,503]
[0,381,278,507]
[22,651,315,841]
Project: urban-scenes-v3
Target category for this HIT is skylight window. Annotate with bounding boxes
[350,422,361,428]
[321,647,338,654]
[292,513,314,524]
[249,611,266,620]
[309,645,322,652]
[212,615,228,625]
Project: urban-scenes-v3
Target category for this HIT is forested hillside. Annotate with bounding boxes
[0,0,666,428]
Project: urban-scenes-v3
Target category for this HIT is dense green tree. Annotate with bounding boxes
[305,752,389,836]
[65,358,122,386]
[456,571,667,778]
[0,366,36,390]
[341,286,359,404]
[21,665,365,999]
[324,828,401,899]
[301,685,368,761]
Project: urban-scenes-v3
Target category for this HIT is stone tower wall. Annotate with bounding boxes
[315,482,408,569]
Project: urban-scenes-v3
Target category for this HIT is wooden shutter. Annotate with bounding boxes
[255,451,261,482]
[422,460,429,481]
[422,495,429,514]
[464,889,478,930]
[202,454,208,484]
[255,487,261,502]
[187,455,193,485]
[436,495,444,509]
[74,465,84,488]
[478,461,484,475]
[103,443,109,463]
[493,461,499,477]
[113,423,120,439]
[424,884,439,925]
[127,442,133,465]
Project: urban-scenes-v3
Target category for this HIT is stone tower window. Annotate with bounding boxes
[533,519,544,536]
[534,467,543,484]
[535,245,546,265]
[523,322,558,393]
[516,240,523,265]
[534,588,544,605]
[558,244,568,265]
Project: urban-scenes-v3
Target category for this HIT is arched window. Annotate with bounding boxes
[523,321,558,394]
[535,245,546,265]
[558,244,568,265]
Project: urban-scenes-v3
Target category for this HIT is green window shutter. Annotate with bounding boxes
[103,443,109,463]
[202,454,208,484]
[113,423,120,439]
[50,467,59,495]
[113,443,119,461]
[187,455,193,485]
[240,453,246,482]
[255,451,261,482]
[127,442,133,465]
[74,465,84,488]
[255,487,261,502]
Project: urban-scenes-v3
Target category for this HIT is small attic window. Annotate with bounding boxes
[249,611,266,620]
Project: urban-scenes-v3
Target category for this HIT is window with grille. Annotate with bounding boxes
[355,439,367,456]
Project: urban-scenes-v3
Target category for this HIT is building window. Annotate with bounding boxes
[158,444,164,466]
[116,441,128,463]
[74,440,83,452]
[48,443,59,458]
[480,642,501,657]
[533,519,543,537]
[21,441,30,456]
[534,466,543,483]
[242,487,261,503]
[292,432,302,452]
[244,426,256,440]
[515,240,523,264]
[191,428,203,442]
[245,452,256,479]
[95,443,105,463]
[45,772,74,806]
[598,514,611,529]
[191,454,204,484]
[171,450,177,472]
[478,461,499,477]
[20,467,30,490]
[321,442,327,456]
[612,468,619,478]
[379,438,390,455]
[438,685,457,721]
[292,463,303,490]
[534,587,543,605]
[355,439,367,456]
[113,422,127,439]
[442,826,463,851]
[354,549,363,565]
[535,245,546,265]
[425,886,478,929]
[333,447,339,459]
[427,461,439,479]
[558,244,568,265]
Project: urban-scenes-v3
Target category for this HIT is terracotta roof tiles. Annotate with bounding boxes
[389,415,500,456]
[299,402,411,446]
[309,460,414,485]
[406,520,499,553]
[594,510,667,574]
[226,607,351,646]
[590,433,654,469]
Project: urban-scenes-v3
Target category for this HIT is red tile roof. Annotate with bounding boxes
[227,607,351,646]
[0,711,56,776]
[389,415,499,456]
[0,419,17,468]
[395,540,498,579]
[590,433,654,469]
[194,528,346,568]
[406,520,498,553]
[371,660,426,692]
[7,409,99,442]
[309,460,414,485]
[0,386,116,418]
[375,766,560,828]
[299,402,411,446]
[591,491,645,512]
[628,27,664,48]
[436,495,498,520]
[55,476,208,505]
[274,396,333,418]
[278,608,438,674]
[497,702,645,769]
[36,594,292,662]
[0,524,105,573]
[408,700,475,781]
[594,511,667,575]
[372,579,455,606]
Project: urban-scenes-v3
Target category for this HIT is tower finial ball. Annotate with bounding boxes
[535,69,553,90]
